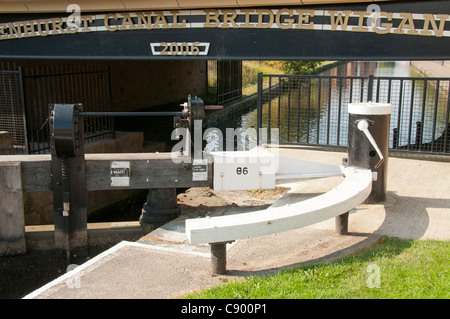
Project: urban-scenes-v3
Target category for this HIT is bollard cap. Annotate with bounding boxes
[348,102,392,115]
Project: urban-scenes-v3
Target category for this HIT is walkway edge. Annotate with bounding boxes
[22,240,210,299]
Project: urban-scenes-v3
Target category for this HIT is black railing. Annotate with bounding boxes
[257,73,450,156]
[0,62,115,154]
[0,68,27,153]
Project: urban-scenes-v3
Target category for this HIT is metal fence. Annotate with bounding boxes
[257,73,450,156]
[0,62,114,154]
[372,76,450,154]
[0,69,27,152]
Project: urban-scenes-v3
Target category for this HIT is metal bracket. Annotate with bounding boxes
[356,119,384,169]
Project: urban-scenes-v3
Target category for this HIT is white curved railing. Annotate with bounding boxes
[186,166,373,245]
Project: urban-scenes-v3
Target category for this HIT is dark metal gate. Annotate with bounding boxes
[208,60,243,105]
[0,68,27,153]
[0,62,114,154]
[257,73,450,156]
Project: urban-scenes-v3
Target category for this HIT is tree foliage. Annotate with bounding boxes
[280,61,322,75]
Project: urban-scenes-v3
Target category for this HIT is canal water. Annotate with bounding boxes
[208,61,447,152]
[323,61,417,77]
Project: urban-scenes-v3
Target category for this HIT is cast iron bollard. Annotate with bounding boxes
[140,188,180,229]
[348,102,392,203]
[335,211,349,235]
[336,102,392,235]
[210,242,227,275]
[210,241,234,275]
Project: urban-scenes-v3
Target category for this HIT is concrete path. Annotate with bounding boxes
[411,60,450,78]
[24,148,450,299]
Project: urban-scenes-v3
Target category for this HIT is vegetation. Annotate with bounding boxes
[241,61,287,96]
[241,61,332,96]
[280,61,323,75]
[186,237,449,299]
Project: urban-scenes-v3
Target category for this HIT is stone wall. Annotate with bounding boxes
[110,60,207,111]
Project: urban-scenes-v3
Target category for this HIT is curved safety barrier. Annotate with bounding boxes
[185,166,373,245]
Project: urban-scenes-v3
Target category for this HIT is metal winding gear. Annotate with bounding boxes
[51,104,80,158]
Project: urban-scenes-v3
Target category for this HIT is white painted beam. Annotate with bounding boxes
[185,167,373,245]
[211,148,345,191]
[275,155,344,184]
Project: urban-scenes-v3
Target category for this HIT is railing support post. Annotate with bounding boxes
[367,75,375,102]
[335,211,349,235]
[256,72,263,146]
[210,242,227,275]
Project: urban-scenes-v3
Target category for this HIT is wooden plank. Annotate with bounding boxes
[0,153,212,192]
[22,159,51,192]
[85,153,212,190]
[185,167,373,245]
[0,155,51,192]
[0,162,26,256]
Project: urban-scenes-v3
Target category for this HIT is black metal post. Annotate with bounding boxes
[257,73,263,146]
[50,103,88,260]
[393,128,399,149]
[210,242,227,275]
[347,102,392,203]
[337,102,392,235]
[139,188,180,230]
[416,121,423,149]
[367,75,374,102]
[335,212,349,235]
[18,67,30,154]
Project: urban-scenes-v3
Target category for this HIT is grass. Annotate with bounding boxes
[185,237,449,299]
[205,60,335,102]
[241,61,337,96]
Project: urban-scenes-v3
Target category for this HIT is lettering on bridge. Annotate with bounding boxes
[1,8,449,41]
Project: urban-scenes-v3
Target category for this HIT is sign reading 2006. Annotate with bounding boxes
[150,42,210,56]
